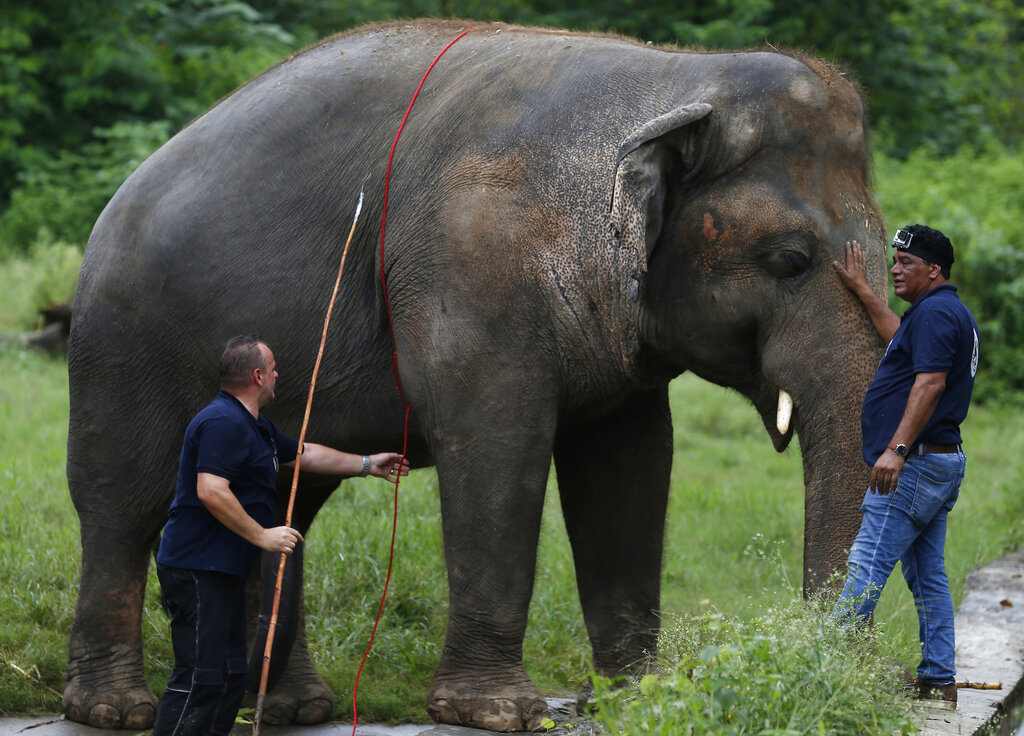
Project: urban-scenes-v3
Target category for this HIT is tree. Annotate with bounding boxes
[0,0,294,252]
[2,0,1022,254]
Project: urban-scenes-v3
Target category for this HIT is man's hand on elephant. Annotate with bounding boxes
[832,241,870,294]
[370,452,410,480]
[260,525,304,553]
[869,451,904,495]
[831,239,901,342]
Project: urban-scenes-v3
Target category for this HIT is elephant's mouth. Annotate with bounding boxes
[758,388,795,453]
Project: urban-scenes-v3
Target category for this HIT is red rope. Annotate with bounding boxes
[350,26,481,735]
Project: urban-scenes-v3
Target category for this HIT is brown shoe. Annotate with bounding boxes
[893,662,916,687]
[914,681,957,710]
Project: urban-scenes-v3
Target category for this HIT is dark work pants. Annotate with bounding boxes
[154,564,248,736]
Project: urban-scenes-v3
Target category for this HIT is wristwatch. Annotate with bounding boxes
[887,443,909,458]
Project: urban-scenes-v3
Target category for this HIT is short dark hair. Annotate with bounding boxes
[219,335,267,389]
[897,224,954,278]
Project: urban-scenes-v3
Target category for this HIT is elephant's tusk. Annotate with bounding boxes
[776,389,794,435]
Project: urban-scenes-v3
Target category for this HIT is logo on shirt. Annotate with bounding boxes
[971,329,979,378]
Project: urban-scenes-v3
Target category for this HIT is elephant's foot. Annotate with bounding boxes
[427,668,548,732]
[253,656,335,725]
[63,651,158,729]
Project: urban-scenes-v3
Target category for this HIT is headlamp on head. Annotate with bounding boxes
[892,229,914,250]
[889,224,955,274]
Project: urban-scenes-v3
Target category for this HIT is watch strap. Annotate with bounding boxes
[886,442,909,458]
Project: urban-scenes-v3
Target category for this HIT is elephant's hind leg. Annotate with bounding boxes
[63,502,162,728]
[248,593,336,725]
[64,349,190,729]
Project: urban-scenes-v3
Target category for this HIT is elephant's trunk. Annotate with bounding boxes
[789,344,880,591]
[760,295,886,592]
[797,408,870,591]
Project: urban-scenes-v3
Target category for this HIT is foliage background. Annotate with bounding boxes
[1,0,1022,399]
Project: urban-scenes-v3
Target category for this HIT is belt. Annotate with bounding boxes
[910,442,961,455]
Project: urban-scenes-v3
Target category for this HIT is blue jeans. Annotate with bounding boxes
[153,565,248,736]
[834,449,966,685]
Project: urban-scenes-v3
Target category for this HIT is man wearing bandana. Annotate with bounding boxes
[831,225,979,709]
[154,335,409,736]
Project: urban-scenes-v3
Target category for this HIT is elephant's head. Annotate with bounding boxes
[611,52,888,588]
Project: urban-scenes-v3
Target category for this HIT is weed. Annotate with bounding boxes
[591,596,918,735]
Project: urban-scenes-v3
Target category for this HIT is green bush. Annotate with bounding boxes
[0,0,296,257]
[591,598,917,736]
[0,121,171,255]
[29,235,81,311]
[875,141,1024,403]
[0,232,81,332]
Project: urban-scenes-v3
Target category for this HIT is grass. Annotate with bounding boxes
[2,254,1023,730]
[0,349,77,713]
[592,600,918,735]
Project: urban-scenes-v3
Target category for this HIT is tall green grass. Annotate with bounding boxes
[592,600,918,735]
[2,343,1022,728]
[0,350,76,712]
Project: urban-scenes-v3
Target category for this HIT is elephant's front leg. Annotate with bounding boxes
[554,386,672,682]
[244,474,341,725]
[424,403,558,733]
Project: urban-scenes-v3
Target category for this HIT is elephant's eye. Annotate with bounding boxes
[754,232,815,283]
[763,248,812,280]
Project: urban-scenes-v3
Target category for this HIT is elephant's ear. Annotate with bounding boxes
[609,102,713,298]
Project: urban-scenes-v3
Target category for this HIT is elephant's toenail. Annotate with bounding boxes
[125,701,156,729]
[296,698,332,724]
[88,703,121,730]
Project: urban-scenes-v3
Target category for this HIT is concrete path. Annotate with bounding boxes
[0,721,473,736]
[4,553,1022,736]
[919,550,1024,736]
[0,699,585,736]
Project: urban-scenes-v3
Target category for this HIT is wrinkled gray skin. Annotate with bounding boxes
[65,20,888,732]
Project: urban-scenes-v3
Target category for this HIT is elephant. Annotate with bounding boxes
[64,20,890,732]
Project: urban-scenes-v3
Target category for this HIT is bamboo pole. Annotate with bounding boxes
[252,185,366,736]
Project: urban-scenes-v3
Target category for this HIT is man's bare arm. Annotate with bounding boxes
[868,371,947,494]
[196,472,302,552]
[288,444,409,479]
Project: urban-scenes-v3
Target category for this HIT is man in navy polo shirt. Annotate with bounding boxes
[153,335,409,736]
[830,225,979,709]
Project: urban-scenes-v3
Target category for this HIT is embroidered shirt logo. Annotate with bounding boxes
[971,329,979,378]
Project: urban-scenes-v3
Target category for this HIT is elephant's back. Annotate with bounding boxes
[72,23,655,314]
[73,21,817,302]
[69,20,852,392]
